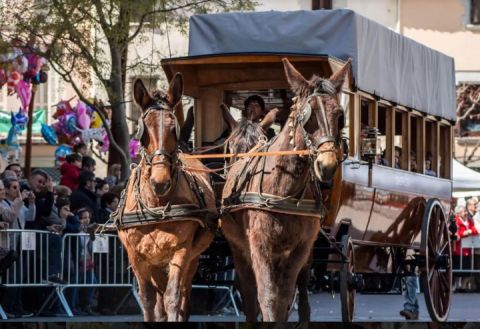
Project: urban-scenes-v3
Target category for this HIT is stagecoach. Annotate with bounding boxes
[159,9,455,321]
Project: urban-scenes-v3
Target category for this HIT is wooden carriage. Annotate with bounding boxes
[161,9,455,322]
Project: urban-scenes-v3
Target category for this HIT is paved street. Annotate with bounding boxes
[5,292,480,322]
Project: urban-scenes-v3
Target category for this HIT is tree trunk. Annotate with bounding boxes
[107,46,131,181]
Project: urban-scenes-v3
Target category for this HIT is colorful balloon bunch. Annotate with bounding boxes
[41,98,110,164]
[0,47,48,112]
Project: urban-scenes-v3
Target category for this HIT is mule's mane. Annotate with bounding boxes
[229,118,266,154]
[297,75,337,99]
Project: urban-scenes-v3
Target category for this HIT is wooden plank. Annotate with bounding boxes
[387,106,394,168]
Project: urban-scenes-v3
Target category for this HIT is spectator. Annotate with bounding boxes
[97,192,119,224]
[5,163,22,179]
[467,197,478,221]
[74,143,89,157]
[410,151,417,173]
[2,178,35,229]
[70,208,98,315]
[60,153,82,190]
[38,197,69,284]
[1,170,17,181]
[454,204,478,291]
[394,146,401,169]
[425,159,436,176]
[105,164,121,188]
[81,156,96,173]
[25,169,54,230]
[54,185,72,202]
[70,171,98,221]
[0,178,35,318]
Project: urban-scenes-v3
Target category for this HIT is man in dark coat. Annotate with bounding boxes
[70,171,98,222]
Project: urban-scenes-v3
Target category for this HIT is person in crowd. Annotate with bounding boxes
[60,153,82,190]
[38,197,73,285]
[70,171,98,222]
[0,178,35,318]
[399,269,419,320]
[54,185,72,202]
[81,156,96,173]
[5,163,22,179]
[2,178,35,229]
[1,170,17,181]
[73,143,89,157]
[97,192,119,224]
[424,159,437,176]
[25,169,54,230]
[105,164,121,188]
[410,151,417,173]
[394,146,401,169]
[95,179,109,198]
[467,197,478,221]
[454,204,478,291]
[68,208,98,316]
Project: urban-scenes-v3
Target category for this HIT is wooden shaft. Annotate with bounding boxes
[182,149,311,160]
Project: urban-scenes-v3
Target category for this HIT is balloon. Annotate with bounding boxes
[65,114,77,135]
[41,124,58,145]
[90,111,102,128]
[75,100,91,129]
[55,144,72,163]
[129,139,140,159]
[16,80,31,111]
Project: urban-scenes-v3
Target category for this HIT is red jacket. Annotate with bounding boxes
[59,162,80,190]
[454,215,478,257]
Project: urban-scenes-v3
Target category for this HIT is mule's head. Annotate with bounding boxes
[282,58,351,181]
[133,74,183,196]
[221,103,278,163]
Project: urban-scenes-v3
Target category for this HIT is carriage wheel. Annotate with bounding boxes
[340,235,356,322]
[420,199,452,322]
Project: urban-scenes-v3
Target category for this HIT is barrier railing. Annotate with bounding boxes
[0,230,140,319]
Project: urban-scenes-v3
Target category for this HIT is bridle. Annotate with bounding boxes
[137,100,181,168]
[294,91,344,161]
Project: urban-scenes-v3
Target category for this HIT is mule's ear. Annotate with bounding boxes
[221,103,238,131]
[259,108,279,131]
[133,79,152,110]
[329,58,352,93]
[168,73,183,107]
[282,58,308,95]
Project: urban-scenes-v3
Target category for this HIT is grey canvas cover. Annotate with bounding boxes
[189,9,456,121]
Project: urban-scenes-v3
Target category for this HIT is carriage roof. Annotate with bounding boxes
[162,9,456,122]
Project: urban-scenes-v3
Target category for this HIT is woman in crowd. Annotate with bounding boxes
[454,204,478,291]
[105,164,121,188]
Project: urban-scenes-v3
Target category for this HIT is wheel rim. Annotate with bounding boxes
[340,235,355,322]
[420,199,452,322]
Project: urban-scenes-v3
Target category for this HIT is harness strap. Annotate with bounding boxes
[222,192,325,218]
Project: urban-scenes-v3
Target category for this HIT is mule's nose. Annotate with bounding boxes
[314,160,337,182]
[151,179,172,196]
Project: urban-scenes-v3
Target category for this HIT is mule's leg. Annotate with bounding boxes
[151,269,168,321]
[252,242,312,322]
[135,273,157,321]
[178,229,213,321]
[164,248,189,321]
[179,256,199,321]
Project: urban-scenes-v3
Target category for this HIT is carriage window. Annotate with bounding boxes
[394,110,407,170]
[360,99,373,161]
[410,115,423,174]
[339,92,350,142]
[376,106,388,166]
[425,120,438,177]
[439,124,451,179]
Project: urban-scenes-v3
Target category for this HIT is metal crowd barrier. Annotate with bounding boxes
[193,254,240,316]
[453,236,480,274]
[0,230,140,319]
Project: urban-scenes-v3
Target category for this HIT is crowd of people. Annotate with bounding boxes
[0,143,123,318]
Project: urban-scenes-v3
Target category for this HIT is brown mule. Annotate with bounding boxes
[221,58,351,321]
[116,74,217,321]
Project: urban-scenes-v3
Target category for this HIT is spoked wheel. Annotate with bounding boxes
[340,235,356,322]
[420,199,452,322]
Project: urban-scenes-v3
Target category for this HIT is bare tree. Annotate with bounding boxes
[455,84,480,165]
[0,0,257,180]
